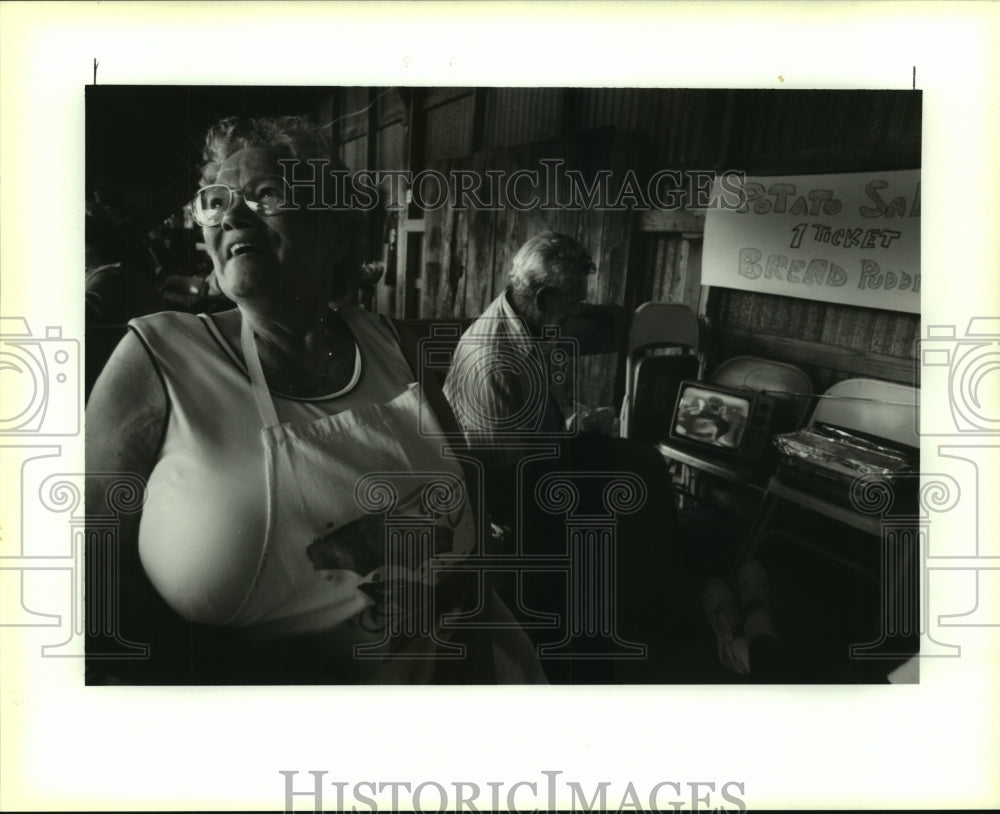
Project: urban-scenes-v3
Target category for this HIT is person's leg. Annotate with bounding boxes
[738,559,793,681]
[703,577,750,676]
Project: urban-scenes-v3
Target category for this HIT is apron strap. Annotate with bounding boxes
[240,312,281,428]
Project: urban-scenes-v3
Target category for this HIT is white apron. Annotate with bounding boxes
[237,314,486,682]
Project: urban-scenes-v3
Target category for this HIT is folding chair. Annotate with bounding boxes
[711,355,815,450]
[619,302,700,445]
[737,378,921,676]
[758,377,919,537]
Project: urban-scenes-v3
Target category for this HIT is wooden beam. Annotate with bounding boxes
[717,328,918,386]
[405,89,427,222]
[638,207,707,233]
[376,88,407,128]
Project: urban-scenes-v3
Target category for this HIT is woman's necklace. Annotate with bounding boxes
[318,346,336,382]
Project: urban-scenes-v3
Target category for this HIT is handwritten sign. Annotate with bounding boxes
[703,170,920,314]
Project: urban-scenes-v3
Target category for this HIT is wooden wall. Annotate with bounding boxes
[325,88,922,407]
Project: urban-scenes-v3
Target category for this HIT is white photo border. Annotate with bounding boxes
[1,1,998,810]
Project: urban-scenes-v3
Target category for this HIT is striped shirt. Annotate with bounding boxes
[442,289,572,470]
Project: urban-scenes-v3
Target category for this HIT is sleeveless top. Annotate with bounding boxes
[130,307,472,632]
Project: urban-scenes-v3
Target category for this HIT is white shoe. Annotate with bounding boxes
[703,578,751,676]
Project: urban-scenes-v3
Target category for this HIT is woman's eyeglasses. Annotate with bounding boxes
[190,175,291,227]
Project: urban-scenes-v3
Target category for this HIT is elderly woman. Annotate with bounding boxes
[85,116,543,684]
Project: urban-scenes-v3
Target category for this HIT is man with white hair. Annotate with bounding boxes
[443,232,680,681]
[442,231,595,464]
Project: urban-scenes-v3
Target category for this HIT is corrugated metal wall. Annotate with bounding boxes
[573,88,727,167]
[728,90,921,167]
[329,87,921,402]
[426,93,476,161]
[483,87,565,149]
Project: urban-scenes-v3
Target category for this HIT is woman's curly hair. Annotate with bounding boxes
[199,115,365,298]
